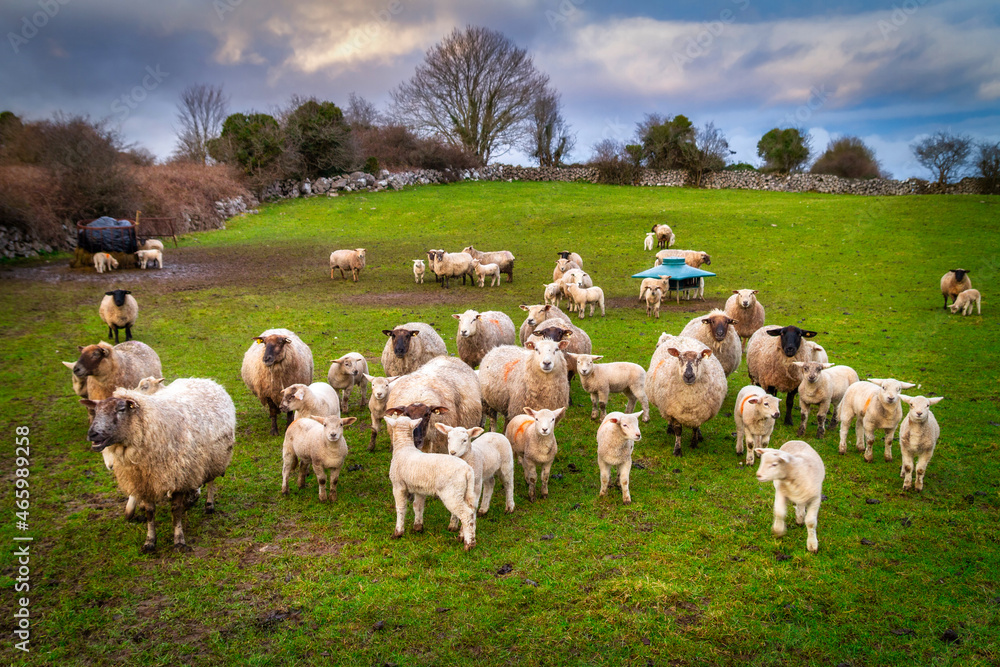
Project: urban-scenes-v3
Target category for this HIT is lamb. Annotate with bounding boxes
[644,232,655,251]
[139,239,164,252]
[940,269,971,308]
[679,310,742,377]
[793,362,859,438]
[557,250,583,267]
[505,407,565,501]
[838,378,916,462]
[93,252,118,273]
[385,356,482,453]
[746,325,819,425]
[754,440,825,553]
[650,224,675,249]
[733,386,781,465]
[385,414,477,550]
[135,377,165,394]
[453,309,517,368]
[558,268,593,289]
[136,249,162,269]
[99,289,138,344]
[644,336,727,456]
[62,361,88,398]
[654,249,711,268]
[363,374,400,451]
[479,339,570,430]
[569,353,649,422]
[431,249,474,288]
[563,281,605,319]
[73,341,163,402]
[82,378,235,552]
[241,328,314,435]
[596,411,643,504]
[724,290,765,351]
[437,424,516,520]
[412,259,426,284]
[552,257,582,284]
[329,248,366,282]
[645,286,663,319]
[639,277,670,303]
[281,414,355,502]
[279,382,341,421]
[543,282,564,308]
[380,322,447,376]
[326,352,369,411]
[899,395,944,491]
[470,258,501,287]
[949,288,981,316]
[805,342,829,364]
[462,245,515,283]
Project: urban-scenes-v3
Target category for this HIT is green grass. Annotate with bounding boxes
[1,181,999,666]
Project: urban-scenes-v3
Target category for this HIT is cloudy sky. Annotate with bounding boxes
[3,0,998,178]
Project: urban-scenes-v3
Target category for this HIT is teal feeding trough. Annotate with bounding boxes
[632,257,716,303]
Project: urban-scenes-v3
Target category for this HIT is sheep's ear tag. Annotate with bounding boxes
[125,399,138,410]
[253,337,264,344]
[284,338,293,344]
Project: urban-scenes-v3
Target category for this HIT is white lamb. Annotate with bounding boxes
[569,353,649,422]
[805,342,829,364]
[645,286,663,319]
[412,259,426,284]
[754,440,825,553]
[136,249,162,269]
[838,378,917,462]
[436,424,516,522]
[596,411,643,504]
[364,374,399,452]
[543,282,563,308]
[563,281,605,319]
[93,252,118,273]
[644,232,655,251]
[733,386,781,466]
[793,362,860,438]
[278,382,341,421]
[281,414,355,502]
[471,258,501,287]
[899,395,944,491]
[949,289,981,316]
[505,407,565,502]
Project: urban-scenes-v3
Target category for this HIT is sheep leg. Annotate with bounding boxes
[771,490,787,538]
[368,423,378,452]
[783,389,797,425]
[170,495,191,552]
[523,461,538,502]
[338,267,346,280]
[863,424,876,462]
[478,477,494,516]
[804,498,820,553]
[267,398,280,436]
[838,409,853,455]
[735,421,745,457]
[624,389,637,415]
[540,460,553,499]
[296,458,308,489]
[883,427,896,462]
[915,450,932,491]
[690,426,703,448]
[412,494,426,532]
[313,462,329,501]
[281,451,297,494]
[900,447,914,490]
[671,421,683,457]
[448,512,461,531]
[140,502,157,553]
[391,486,408,538]
[500,462,516,513]
[619,460,632,504]
[598,458,611,497]
[746,434,761,466]
[124,495,138,521]
[589,392,600,420]
[943,293,949,309]
[286,411,294,431]
[796,397,810,436]
[109,325,117,344]
[125,324,133,341]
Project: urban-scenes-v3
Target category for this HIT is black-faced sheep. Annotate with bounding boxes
[940,269,971,308]
[241,329,314,435]
[99,290,138,344]
[746,325,818,425]
[73,341,163,402]
[380,322,447,377]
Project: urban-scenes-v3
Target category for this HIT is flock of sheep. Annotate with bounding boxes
[92,239,165,273]
[66,228,981,556]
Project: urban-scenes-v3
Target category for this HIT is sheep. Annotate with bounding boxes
[505,406,565,501]
[73,341,163,402]
[329,248,366,281]
[838,378,916,462]
[754,440,825,553]
[645,336,727,456]
[431,249,475,288]
[563,281,605,319]
[805,341,828,363]
[733,386,781,466]
[241,328,314,435]
[412,259,426,284]
[385,356,482,453]
[557,250,583,267]
[654,249,711,268]
[135,377,165,394]
[453,309,516,369]
[558,268,593,289]
[139,239,164,252]
[518,304,572,345]
[569,353,649,422]
[518,304,593,390]
[940,269,972,308]
[479,339,570,431]
[62,361,88,398]
[363,374,400,451]
[385,414,477,550]
[99,289,138,344]
[679,310,742,377]
[724,290,765,351]
[462,245,515,283]
[82,378,235,552]
[746,325,819,425]
[136,249,162,269]
[436,424,516,521]
[93,252,118,273]
[639,276,670,303]
[552,257,582,284]
[899,395,944,491]
[281,414,355,502]
[326,352,369,411]
[380,322,447,377]
[793,362,860,438]
[949,288,981,316]
[645,286,663,319]
[644,232,655,251]
[650,224,675,249]
[426,249,443,283]
[543,282,564,308]
[279,382,341,421]
[470,258,501,287]
[597,411,643,504]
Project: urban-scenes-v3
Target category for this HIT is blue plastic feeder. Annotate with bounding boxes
[632,257,716,303]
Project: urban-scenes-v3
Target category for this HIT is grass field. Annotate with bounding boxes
[1,181,999,666]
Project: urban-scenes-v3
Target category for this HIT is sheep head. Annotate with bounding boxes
[900,395,943,423]
[385,403,449,450]
[525,338,568,373]
[667,346,713,385]
[254,334,294,367]
[702,311,737,342]
[792,361,834,384]
[732,289,758,308]
[383,328,421,358]
[74,342,114,378]
[105,289,132,307]
[765,326,817,358]
[82,396,138,452]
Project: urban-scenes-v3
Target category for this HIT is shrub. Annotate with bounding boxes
[132,163,253,233]
[588,139,642,185]
[0,165,64,246]
[284,99,355,178]
[725,163,758,172]
[363,157,380,176]
[757,128,811,173]
[208,113,283,176]
[810,137,885,179]
[353,124,480,171]
[910,131,971,185]
[974,141,1000,194]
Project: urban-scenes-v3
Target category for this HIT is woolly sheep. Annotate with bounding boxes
[563,281,605,319]
[557,250,583,267]
[479,339,570,431]
[82,378,235,552]
[597,411,643,504]
[462,245,515,283]
[329,248,366,281]
[644,232,655,251]
[437,424,516,520]
[518,304,573,345]
[73,341,163,402]
[135,377,165,394]
[63,361,88,398]
[733,386,781,465]
[99,289,138,344]
[517,304,593,383]
[470,258,501,287]
[426,249,443,283]
[505,406,565,501]
[724,289,765,351]
[899,395,944,491]
[949,288,981,316]
[241,328,314,435]
[552,257,582,284]
[136,249,162,269]
[569,353,649,422]
[754,440,825,553]
[558,268,593,288]
[453,309,516,369]
[543,282,564,308]
[279,382,341,421]
[281,414,355,502]
[793,362,859,438]
[838,378,916,462]
[431,249,474,288]
[364,374,400,451]
[650,224,675,249]
[679,310,742,377]
[654,249,710,268]
[139,239,164,252]
[385,414,477,550]
[645,336,727,456]
[940,269,971,308]
[746,325,818,425]
[645,286,663,319]
[412,259,426,284]
[326,352,369,411]
[380,322,447,377]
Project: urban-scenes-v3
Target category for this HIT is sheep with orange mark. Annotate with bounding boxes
[505,407,565,501]
[733,385,781,465]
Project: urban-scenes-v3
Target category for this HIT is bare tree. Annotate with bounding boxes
[390,26,549,163]
[525,88,575,167]
[173,84,229,164]
[687,122,733,186]
[976,141,1000,194]
[911,131,971,185]
[344,93,381,129]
